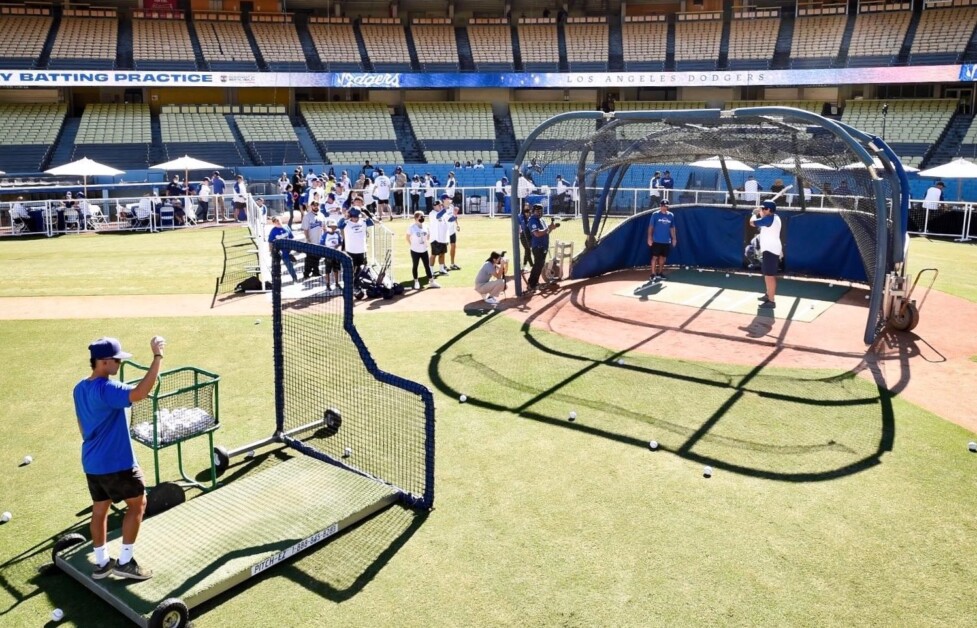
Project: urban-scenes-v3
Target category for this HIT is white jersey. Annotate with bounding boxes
[445,206,458,236]
[320,228,342,251]
[756,214,783,257]
[743,179,760,202]
[407,222,429,253]
[445,179,456,199]
[428,209,450,243]
[362,184,375,206]
[923,185,943,210]
[374,175,391,200]
[518,176,534,199]
[342,219,370,254]
[302,210,324,244]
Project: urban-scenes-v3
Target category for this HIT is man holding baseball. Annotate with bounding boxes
[647,199,676,282]
[73,336,165,580]
[750,200,783,310]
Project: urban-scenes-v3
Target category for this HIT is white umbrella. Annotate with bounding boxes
[917,157,977,200]
[760,158,834,171]
[150,155,224,186]
[45,157,125,197]
[689,156,755,172]
[841,157,919,173]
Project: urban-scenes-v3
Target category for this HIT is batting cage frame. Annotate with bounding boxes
[509,107,913,345]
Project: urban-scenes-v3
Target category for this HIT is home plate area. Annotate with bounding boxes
[613,269,850,321]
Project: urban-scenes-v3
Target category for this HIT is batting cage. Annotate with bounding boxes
[510,107,914,344]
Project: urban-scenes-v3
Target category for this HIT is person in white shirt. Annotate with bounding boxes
[444,172,457,206]
[441,194,461,270]
[373,169,391,220]
[742,175,761,203]
[922,181,945,210]
[555,175,568,214]
[410,175,422,212]
[393,167,408,215]
[232,175,248,221]
[196,178,212,222]
[474,159,485,169]
[649,171,662,205]
[301,202,325,279]
[277,173,289,196]
[322,192,343,222]
[517,172,535,204]
[428,199,451,275]
[361,178,376,214]
[495,177,507,213]
[338,200,374,270]
[749,200,783,310]
[405,211,440,290]
[423,174,435,211]
[318,218,344,291]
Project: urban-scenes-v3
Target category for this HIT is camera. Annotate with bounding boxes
[498,251,508,264]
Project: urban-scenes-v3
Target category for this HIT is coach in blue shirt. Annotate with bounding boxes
[526,203,560,291]
[647,199,676,281]
[73,336,165,582]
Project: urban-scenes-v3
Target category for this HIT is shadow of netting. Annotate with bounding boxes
[434,314,891,482]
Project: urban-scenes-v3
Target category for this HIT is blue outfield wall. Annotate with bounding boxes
[571,206,869,283]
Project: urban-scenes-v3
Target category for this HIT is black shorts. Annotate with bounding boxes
[650,242,671,258]
[431,241,448,256]
[761,251,780,276]
[323,258,341,274]
[449,233,457,245]
[87,466,146,503]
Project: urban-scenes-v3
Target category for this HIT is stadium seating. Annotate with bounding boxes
[194,13,256,71]
[622,16,667,71]
[159,109,249,167]
[411,20,460,70]
[727,13,780,69]
[467,20,514,70]
[841,98,956,166]
[847,9,912,67]
[0,13,53,68]
[910,6,977,65]
[674,13,723,70]
[132,12,196,70]
[300,102,403,165]
[234,113,306,165]
[517,19,560,71]
[73,103,151,168]
[250,14,306,72]
[50,14,117,69]
[728,100,824,113]
[954,116,977,157]
[360,19,411,71]
[406,102,498,165]
[790,14,847,68]
[307,18,362,70]
[0,103,67,173]
[565,17,608,71]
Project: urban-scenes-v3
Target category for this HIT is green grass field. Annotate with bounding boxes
[1,225,976,627]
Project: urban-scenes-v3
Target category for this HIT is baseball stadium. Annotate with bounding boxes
[1,0,977,626]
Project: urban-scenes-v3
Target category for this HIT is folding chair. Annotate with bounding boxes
[87,204,109,230]
[183,196,197,226]
[159,205,176,230]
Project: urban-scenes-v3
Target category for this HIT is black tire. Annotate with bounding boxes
[889,301,920,332]
[145,482,186,518]
[51,533,85,567]
[319,408,343,437]
[149,598,189,628]
[213,446,231,477]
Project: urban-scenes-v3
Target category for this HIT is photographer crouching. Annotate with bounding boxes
[474,251,509,306]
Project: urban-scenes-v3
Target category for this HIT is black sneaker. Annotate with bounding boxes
[449,264,461,270]
[92,558,115,580]
[757,295,770,302]
[113,558,153,581]
[759,301,776,309]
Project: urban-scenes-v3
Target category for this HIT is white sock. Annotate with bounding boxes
[94,545,110,567]
[118,543,134,565]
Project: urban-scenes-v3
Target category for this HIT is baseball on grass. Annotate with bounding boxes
[0,512,10,523]
[459,394,467,403]
[703,466,713,478]
[343,447,352,458]
[616,358,625,365]
[51,609,64,622]
[22,455,32,465]
[245,450,255,460]
[254,319,261,325]
[649,440,659,450]
[568,411,577,421]
[968,441,977,452]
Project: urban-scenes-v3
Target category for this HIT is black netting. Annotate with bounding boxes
[215,228,261,296]
[272,240,434,510]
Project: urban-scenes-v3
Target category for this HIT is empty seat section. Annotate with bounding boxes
[565,19,608,70]
[622,19,667,71]
[674,17,722,70]
[73,103,151,169]
[360,21,411,70]
[847,10,911,65]
[0,15,52,67]
[132,15,195,70]
[910,7,977,64]
[841,98,956,166]
[300,102,402,165]
[234,113,306,165]
[509,101,595,165]
[790,15,847,66]
[612,101,707,140]
[194,15,256,70]
[159,111,248,167]
[517,21,559,70]
[412,23,459,69]
[0,103,67,172]
[251,17,306,71]
[727,16,780,68]
[955,117,977,156]
[467,22,514,69]
[308,20,362,70]
[406,102,498,165]
[51,16,117,68]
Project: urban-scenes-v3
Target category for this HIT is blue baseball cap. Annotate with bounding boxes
[761,200,777,212]
[89,337,132,361]
[440,193,452,200]
[348,208,361,217]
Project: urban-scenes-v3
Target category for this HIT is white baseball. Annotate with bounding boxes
[616,358,625,365]
[254,319,261,325]
[568,411,577,420]
[649,440,658,450]
[245,450,255,460]
[725,273,730,278]
[703,466,713,477]
[459,394,467,403]
[51,609,64,621]
[22,455,32,465]
[0,512,10,523]
[343,447,352,457]
[968,441,976,452]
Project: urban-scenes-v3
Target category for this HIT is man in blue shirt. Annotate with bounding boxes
[647,199,677,282]
[211,171,226,221]
[660,170,674,201]
[73,336,165,581]
[526,203,560,292]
